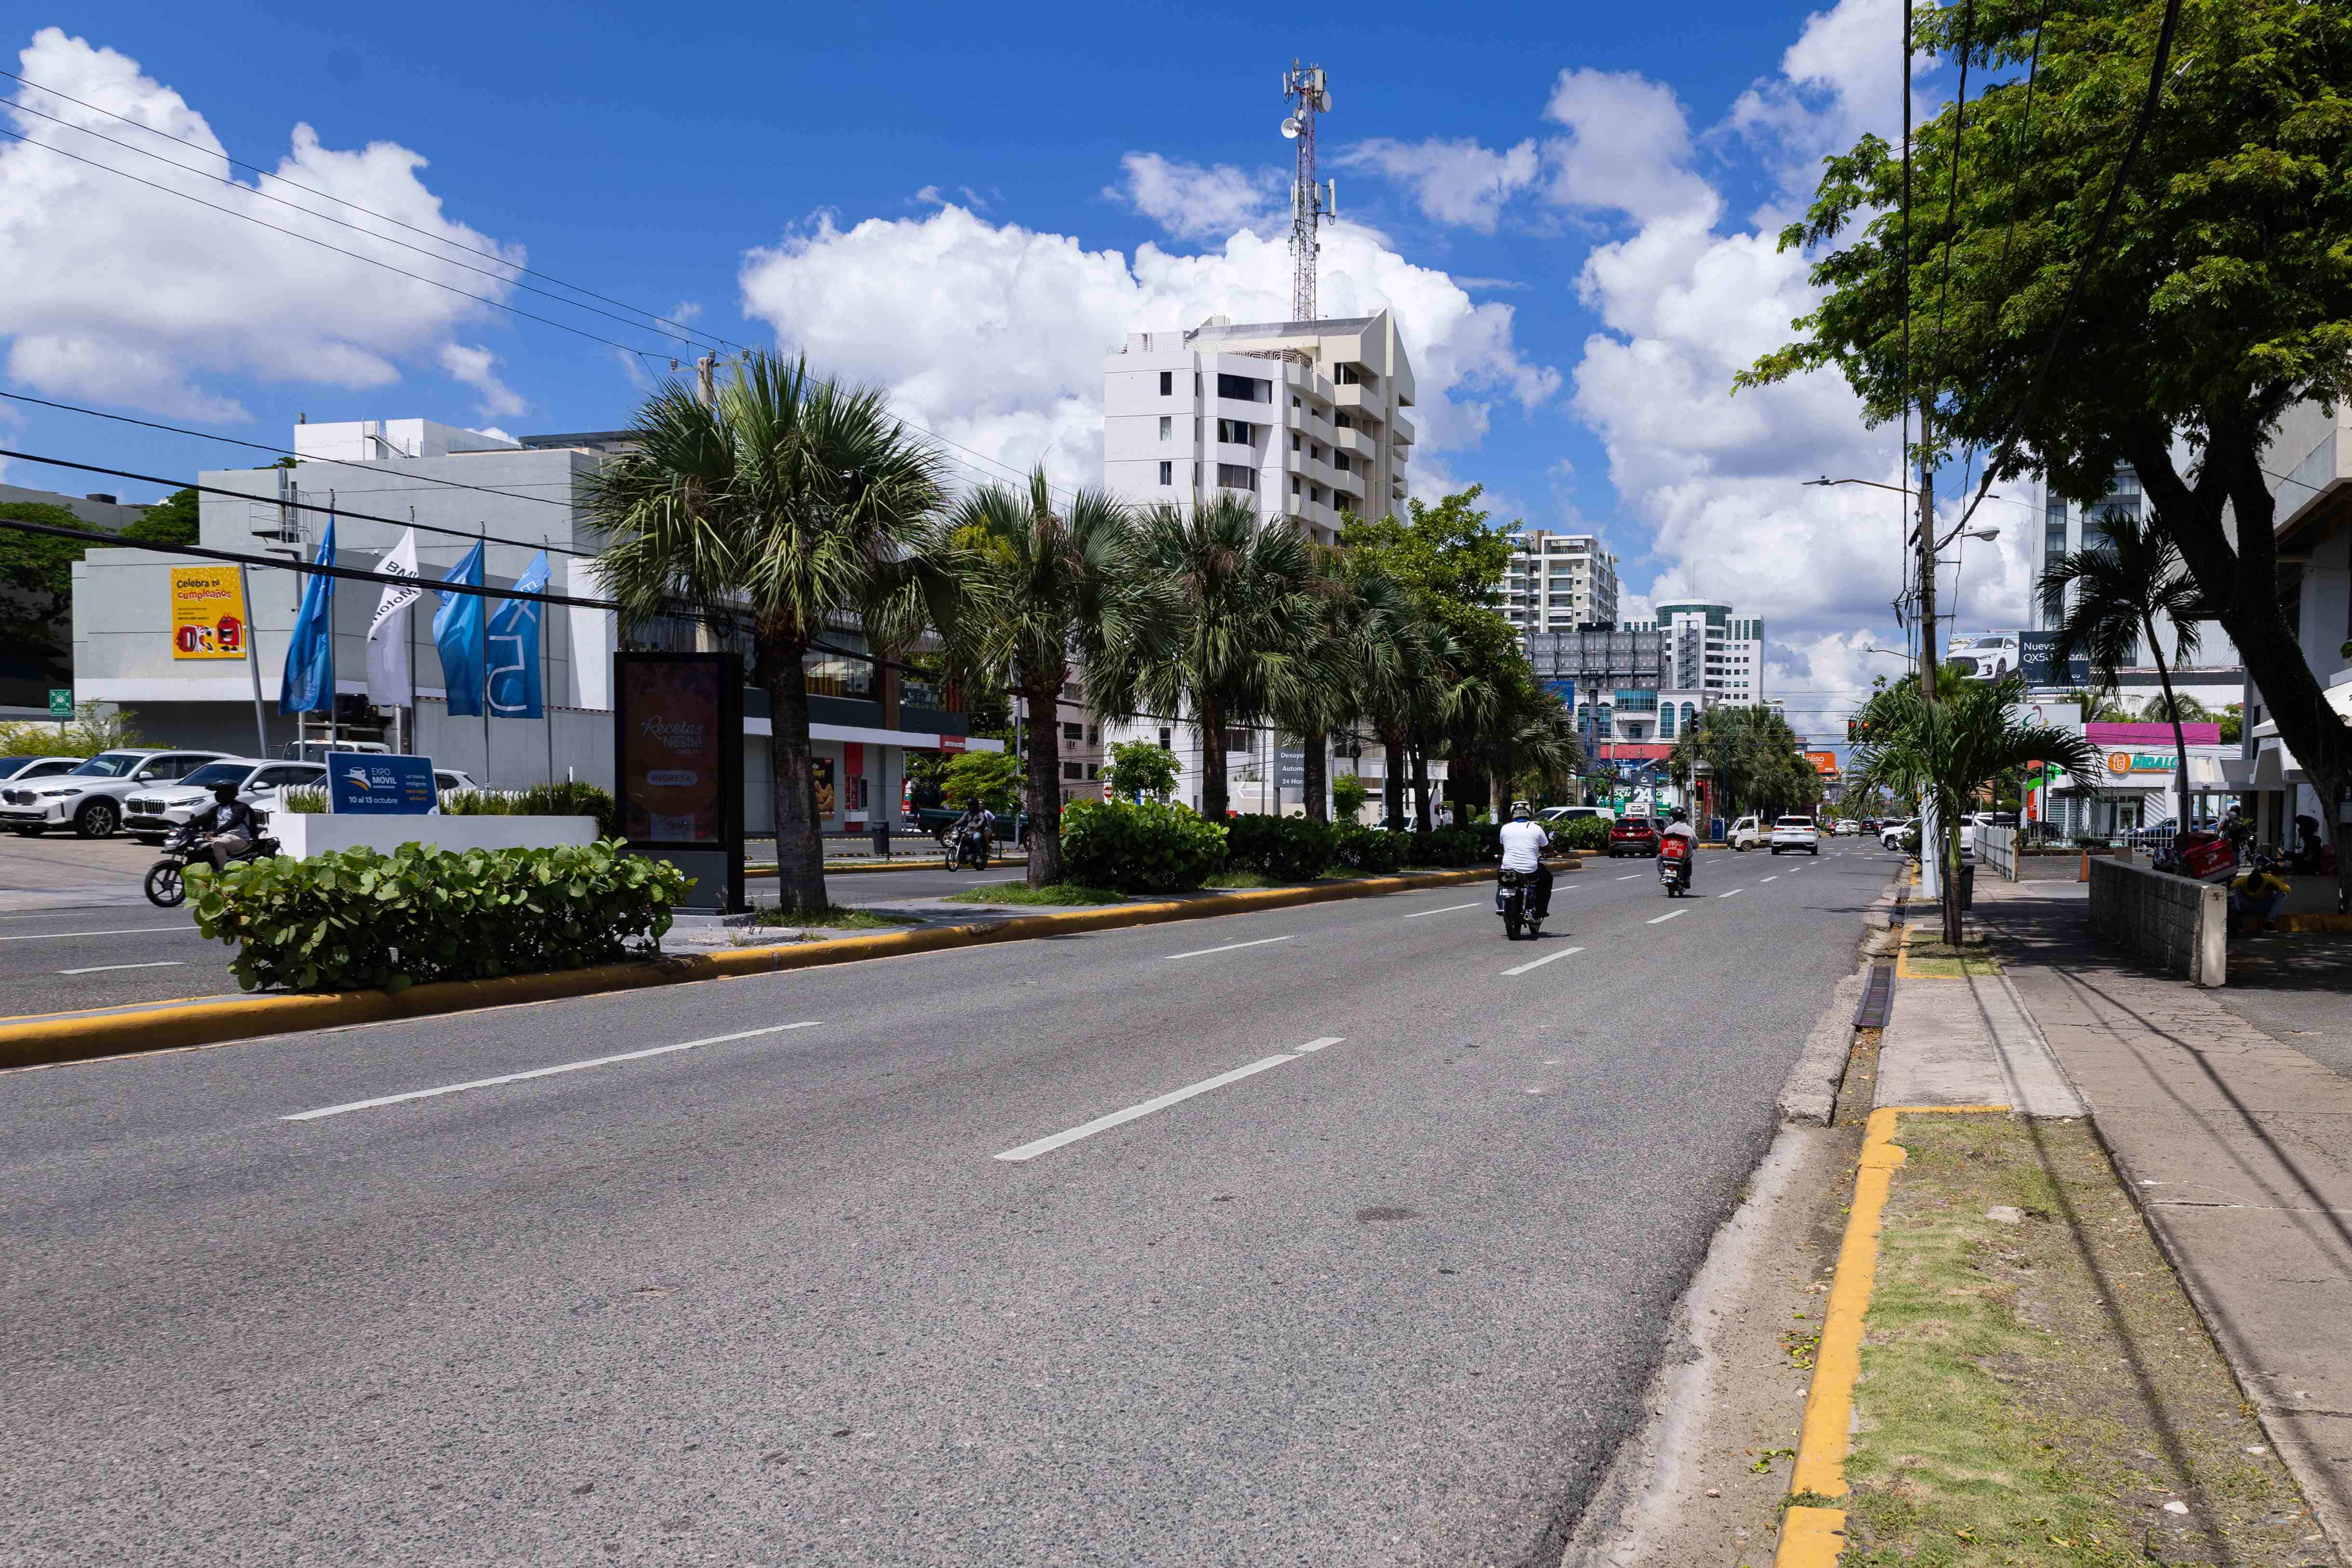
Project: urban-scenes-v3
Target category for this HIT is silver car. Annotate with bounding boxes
[0,748,227,838]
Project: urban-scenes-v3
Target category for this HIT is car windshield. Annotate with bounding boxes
[1974,636,2009,649]
[69,751,145,778]
[179,762,255,790]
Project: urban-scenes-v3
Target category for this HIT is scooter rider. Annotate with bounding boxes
[190,782,257,872]
[953,796,995,861]
[1660,805,1697,887]
[1499,801,1552,919]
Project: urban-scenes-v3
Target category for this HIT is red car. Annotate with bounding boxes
[1608,817,1662,857]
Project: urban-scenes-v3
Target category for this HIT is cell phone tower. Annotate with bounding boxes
[1280,62,1336,323]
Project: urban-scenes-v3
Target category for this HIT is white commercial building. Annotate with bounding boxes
[1102,310,1416,542]
[2240,399,2352,847]
[1623,601,1765,706]
[1502,530,1618,633]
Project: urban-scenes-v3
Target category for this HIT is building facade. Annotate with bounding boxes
[1501,529,1619,634]
[2239,399,2352,847]
[1625,602,1764,705]
[1102,311,1416,542]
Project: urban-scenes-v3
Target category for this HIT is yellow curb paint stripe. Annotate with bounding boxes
[1774,1104,2012,1566]
[0,866,1523,1073]
[1892,921,1914,980]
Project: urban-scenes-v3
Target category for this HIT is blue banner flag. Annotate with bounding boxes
[487,550,550,720]
[433,541,486,717]
[277,517,337,715]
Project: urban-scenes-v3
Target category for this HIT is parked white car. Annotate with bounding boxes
[1539,805,1614,826]
[1770,815,1821,855]
[0,755,85,787]
[0,748,227,838]
[1728,814,1766,851]
[122,757,329,843]
[1879,819,1916,851]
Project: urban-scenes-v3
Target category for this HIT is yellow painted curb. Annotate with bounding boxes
[0,865,1525,1073]
[1772,1104,2011,1568]
[2276,911,2352,934]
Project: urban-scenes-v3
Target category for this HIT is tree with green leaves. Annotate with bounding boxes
[0,500,87,675]
[1742,0,2352,910]
[946,469,1156,887]
[2041,507,2207,829]
[1854,675,2103,944]
[125,488,200,546]
[941,749,1021,816]
[1667,704,1821,824]
[1108,494,1316,822]
[587,354,951,915]
[1104,740,1180,801]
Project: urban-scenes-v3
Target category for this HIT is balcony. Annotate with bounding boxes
[1329,427,1376,460]
[1390,410,1415,445]
[1333,381,1385,413]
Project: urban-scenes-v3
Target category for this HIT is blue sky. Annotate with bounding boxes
[3,2,2016,733]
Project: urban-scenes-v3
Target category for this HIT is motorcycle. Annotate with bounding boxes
[1658,835,1692,897]
[1496,866,1544,941]
[2151,827,2238,884]
[942,822,991,872]
[145,815,280,908]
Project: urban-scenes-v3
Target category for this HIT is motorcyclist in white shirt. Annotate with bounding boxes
[1659,805,1698,888]
[1498,800,1552,919]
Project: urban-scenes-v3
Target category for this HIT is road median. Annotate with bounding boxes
[0,863,1534,1072]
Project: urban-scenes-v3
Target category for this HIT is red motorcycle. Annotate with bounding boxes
[2154,828,2238,884]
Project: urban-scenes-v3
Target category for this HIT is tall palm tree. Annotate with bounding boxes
[2041,508,2206,829]
[588,354,950,916]
[1852,674,2101,945]
[946,469,1154,887]
[1113,494,1316,821]
[1266,548,1409,823]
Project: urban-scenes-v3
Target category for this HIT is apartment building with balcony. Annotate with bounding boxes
[1624,602,1765,705]
[1102,310,1416,543]
[1501,530,1618,634]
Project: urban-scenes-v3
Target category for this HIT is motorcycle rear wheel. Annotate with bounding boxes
[144,861,185,908]
[1502,913,1522,940]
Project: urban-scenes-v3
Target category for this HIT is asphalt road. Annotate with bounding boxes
[1,847,1889,1566]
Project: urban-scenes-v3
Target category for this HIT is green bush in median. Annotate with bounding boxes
[1406,825,1497,868]
[1222,813,1337,880]
[1553,814,1609,852]
[189,838,689,994]
[1331,824,1407,875]
[1057,798,1226,893]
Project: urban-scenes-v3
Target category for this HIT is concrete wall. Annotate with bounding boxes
[2087,856,2227,986]
[273,813,598,858]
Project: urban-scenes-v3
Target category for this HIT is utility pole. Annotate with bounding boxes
[1280,62,1335,322]
[696,353,717,409]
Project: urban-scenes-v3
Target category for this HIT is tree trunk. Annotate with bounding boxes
[1378,724,1405,829]
[761,638,827,917]
[1302,728,1328,823]
[1942,808,1965,948]
[2145,618,2192,833]
[1410,740,1433,833]
[1020,662,1066,888]
[1198,692,1228,820]
[2133,425,2352,914]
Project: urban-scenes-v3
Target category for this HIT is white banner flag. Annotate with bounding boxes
[366,527,421,709]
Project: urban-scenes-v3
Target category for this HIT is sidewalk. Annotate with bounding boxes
[1974,875,2352,1556]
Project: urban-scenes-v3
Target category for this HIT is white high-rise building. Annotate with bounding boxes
[1502,530,1619,632]
[1102,310,1416,543]
[1624,601,1765,705]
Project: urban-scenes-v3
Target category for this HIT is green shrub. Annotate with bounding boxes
[1330,773,1371,822]
[1331,824,1407,874]
[0,703,141,758]
[1407,825,1496,868]
[1554,814,1610,852]
[1222,813,1337,880]
[444,782,619,839]
[280,785,327,813]
[1058,798,1226,892]
[189,838,689,993]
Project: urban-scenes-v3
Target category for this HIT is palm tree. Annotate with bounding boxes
[1268,548,1415,823]
[2040,508,2206,830]
[946,469,1154,887]
[588,354,950,916]
[1852,674,2102,945]
[1113,494,1316,821]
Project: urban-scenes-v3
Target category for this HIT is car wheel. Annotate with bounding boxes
[76,799,120,838]
[1811,846,1820,856]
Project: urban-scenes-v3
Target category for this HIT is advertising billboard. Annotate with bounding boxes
[613,652,743,912]
[169,566,249,660]
[324,752,439,815]
[1804,750,1840,775]
[2018,630,2091,689]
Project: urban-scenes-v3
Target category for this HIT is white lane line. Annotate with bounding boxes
[1158,933,1297,961]
[1,926,188,943]
[1404,901,1481,919]
[995,1038,1345,1162]
[1500,945,1585,977]
[56,960,185,974]
[1648,909,1689,925]
[1717,888,1744,898]
[1616,874,1641,881]
[1761,874,1778,881]
[283,1021,822,1122]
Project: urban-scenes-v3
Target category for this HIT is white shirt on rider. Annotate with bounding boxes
[1499,820,1550,872]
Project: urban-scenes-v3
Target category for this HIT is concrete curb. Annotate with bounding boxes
[0,865,1517,1073]
[1771,1105,2010,1568]
[1777,967,1867,1126]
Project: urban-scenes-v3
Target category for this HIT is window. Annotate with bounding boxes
[1311,444,1324,461]
[1311,486,1324,503]
[1063,722,1082,742]
[1157,460,1172,486]
[1334,413,1352,430]
[1291,476,1301,495]
[1063,761,1082,781]
[1216,463,1258,492]
[1191,462,1201,488]
[1216,373,1271,403]
[1224,728,1253,753]
[1158,727,1172,749]
[1193,416,1202,440]
[1291,395,1301,409]
[1158,370,1173,396]
[1086,764,1100,780]
[1660,705,1676,740]
[1216,419,1255,445]
[1334,452,1351,473]
[1335,363,1377,388]
[1291,433,1301,453]
[1088,725,1100,744]
[1158,416,1171,440]
[1194,371,1203,396]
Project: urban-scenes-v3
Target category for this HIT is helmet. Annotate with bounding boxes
[213,783,239,804]
[1511,800,1533,820]
[1671,806,1689,822]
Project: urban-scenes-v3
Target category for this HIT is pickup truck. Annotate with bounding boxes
[1769,815,1821,855]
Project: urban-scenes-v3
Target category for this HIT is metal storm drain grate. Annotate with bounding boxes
[1853,963,1896,1028]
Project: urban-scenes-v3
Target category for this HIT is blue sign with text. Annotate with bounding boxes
[326,752,439,815]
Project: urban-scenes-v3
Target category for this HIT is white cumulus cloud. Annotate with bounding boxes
[1542,68,1720,224]
[738,201,1557,499]
[0,27,523,419]
[1106,152,1284,241]
[1332,136,1541,233]
[437,341,527,418]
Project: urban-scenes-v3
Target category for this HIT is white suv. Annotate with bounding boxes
[122,758,328,843]
[1770,815,1821,855]
[0,748,227,838]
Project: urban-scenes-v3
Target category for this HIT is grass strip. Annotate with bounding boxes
[939,882,1125,906]
[1843,1115,2321,1565]
[750,906,923,931]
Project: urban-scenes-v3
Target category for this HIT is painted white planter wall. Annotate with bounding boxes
[271,814,599,858]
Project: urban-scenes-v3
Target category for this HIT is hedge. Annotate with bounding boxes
[1223,813,1338,880]
[1406,825,1500,868]
[189,838,689,993]
[1552,814,1610,852]
[1058,798,1227,892]
[1331,823,1407,874]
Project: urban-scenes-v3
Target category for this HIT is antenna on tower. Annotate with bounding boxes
[1281,60,1334,323]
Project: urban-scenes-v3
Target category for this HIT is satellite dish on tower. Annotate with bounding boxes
[1280,117,1301,139]
[1318,89,1333,112]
